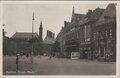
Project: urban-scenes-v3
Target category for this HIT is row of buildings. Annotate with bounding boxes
[56,3,116,61]
[3,3,116,61]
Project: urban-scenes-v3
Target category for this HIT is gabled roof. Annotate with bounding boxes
[74,13,86,20]
[71,13,86,24]
[94,3,116,26]
[11,32,39,39]
[78,8,105,26]
[90,8,105,20]
[43,36,56,44]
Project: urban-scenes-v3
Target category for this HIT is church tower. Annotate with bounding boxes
[72,7,74,15]
[71,7,75,22]
[39,21,43,42]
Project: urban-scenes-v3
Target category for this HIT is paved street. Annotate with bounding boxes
[3,56,116,75]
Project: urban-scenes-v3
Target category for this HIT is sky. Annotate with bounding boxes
[2,1,110,39]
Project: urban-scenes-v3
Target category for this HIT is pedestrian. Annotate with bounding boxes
[26,53,29,58]
[26,53,29,64]
[16,54,19,73]
[20,51,23,58]
[49,55,52,59]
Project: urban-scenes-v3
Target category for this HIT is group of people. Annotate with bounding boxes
[15,52,31,72]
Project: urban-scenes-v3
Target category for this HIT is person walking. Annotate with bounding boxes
[20,51,23,58]
[26,53,29,63]
[16,53,19,73]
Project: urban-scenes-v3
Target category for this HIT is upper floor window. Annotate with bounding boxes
[76,32,79,39]
[109,29,112,38]
[100,31,104,39]
[93,33,96,40]
[97,32,99,40]
[87,38,90,41]
[105,30,108,38]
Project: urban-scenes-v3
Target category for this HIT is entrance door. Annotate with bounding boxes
[83,51,88,59]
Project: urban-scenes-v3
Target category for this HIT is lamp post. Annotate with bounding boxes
[31,12,35,64]
[2,24,5,37]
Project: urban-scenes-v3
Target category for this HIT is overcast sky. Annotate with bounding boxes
[2,1,110,39]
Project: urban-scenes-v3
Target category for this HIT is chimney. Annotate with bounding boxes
[53,33,55,39]
[87,9,92,17]
[47,30,49,37]
[64,21,67,27]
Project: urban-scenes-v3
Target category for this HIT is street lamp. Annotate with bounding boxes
[2,24,5,37]
[31,12,35,64]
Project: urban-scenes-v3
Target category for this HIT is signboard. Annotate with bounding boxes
[71,52,80,59]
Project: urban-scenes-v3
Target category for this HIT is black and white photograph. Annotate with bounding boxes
[1,1,120,78]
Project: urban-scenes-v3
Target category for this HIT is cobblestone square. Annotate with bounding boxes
[3,56,116,75]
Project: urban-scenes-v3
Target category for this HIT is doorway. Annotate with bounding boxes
[82,50,88,59]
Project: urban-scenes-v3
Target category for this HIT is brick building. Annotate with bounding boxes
[7,21,43,55]
[56,3,116,61]
[93,4,116,61]
[42,30,56,56]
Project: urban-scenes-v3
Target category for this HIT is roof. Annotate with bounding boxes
[94,3,116,26]
[74,13,86,20]
[11,32,39,39]
[71,13,86,23]
[78,8,105,26]
[43,36,56,44]
[90,8,105,20]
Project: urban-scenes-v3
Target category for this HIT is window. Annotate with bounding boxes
[101,31,104,39]
[84,25,87,41]
[77,32,79,39]
[105,30,108,38]
[97,32,99,40]
[87,25,91,41]
[110,29,112,38]
[93,33,96,40]
[87,38,90,41]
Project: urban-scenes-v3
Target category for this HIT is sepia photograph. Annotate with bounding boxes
[1,1,119,77]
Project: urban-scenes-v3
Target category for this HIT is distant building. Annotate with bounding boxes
[8,21,43,55]
[39,21,43,42]
[42,30,56,56]
[9,32,39,55]
[56,27,66,57]
[4,20,57,56]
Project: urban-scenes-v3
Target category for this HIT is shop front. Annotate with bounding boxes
[79,43,92,60]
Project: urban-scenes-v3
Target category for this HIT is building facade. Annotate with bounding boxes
[7,21,43,55]
[93,4,116,61]
[56,3,116,61]
[42,30,56,56]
